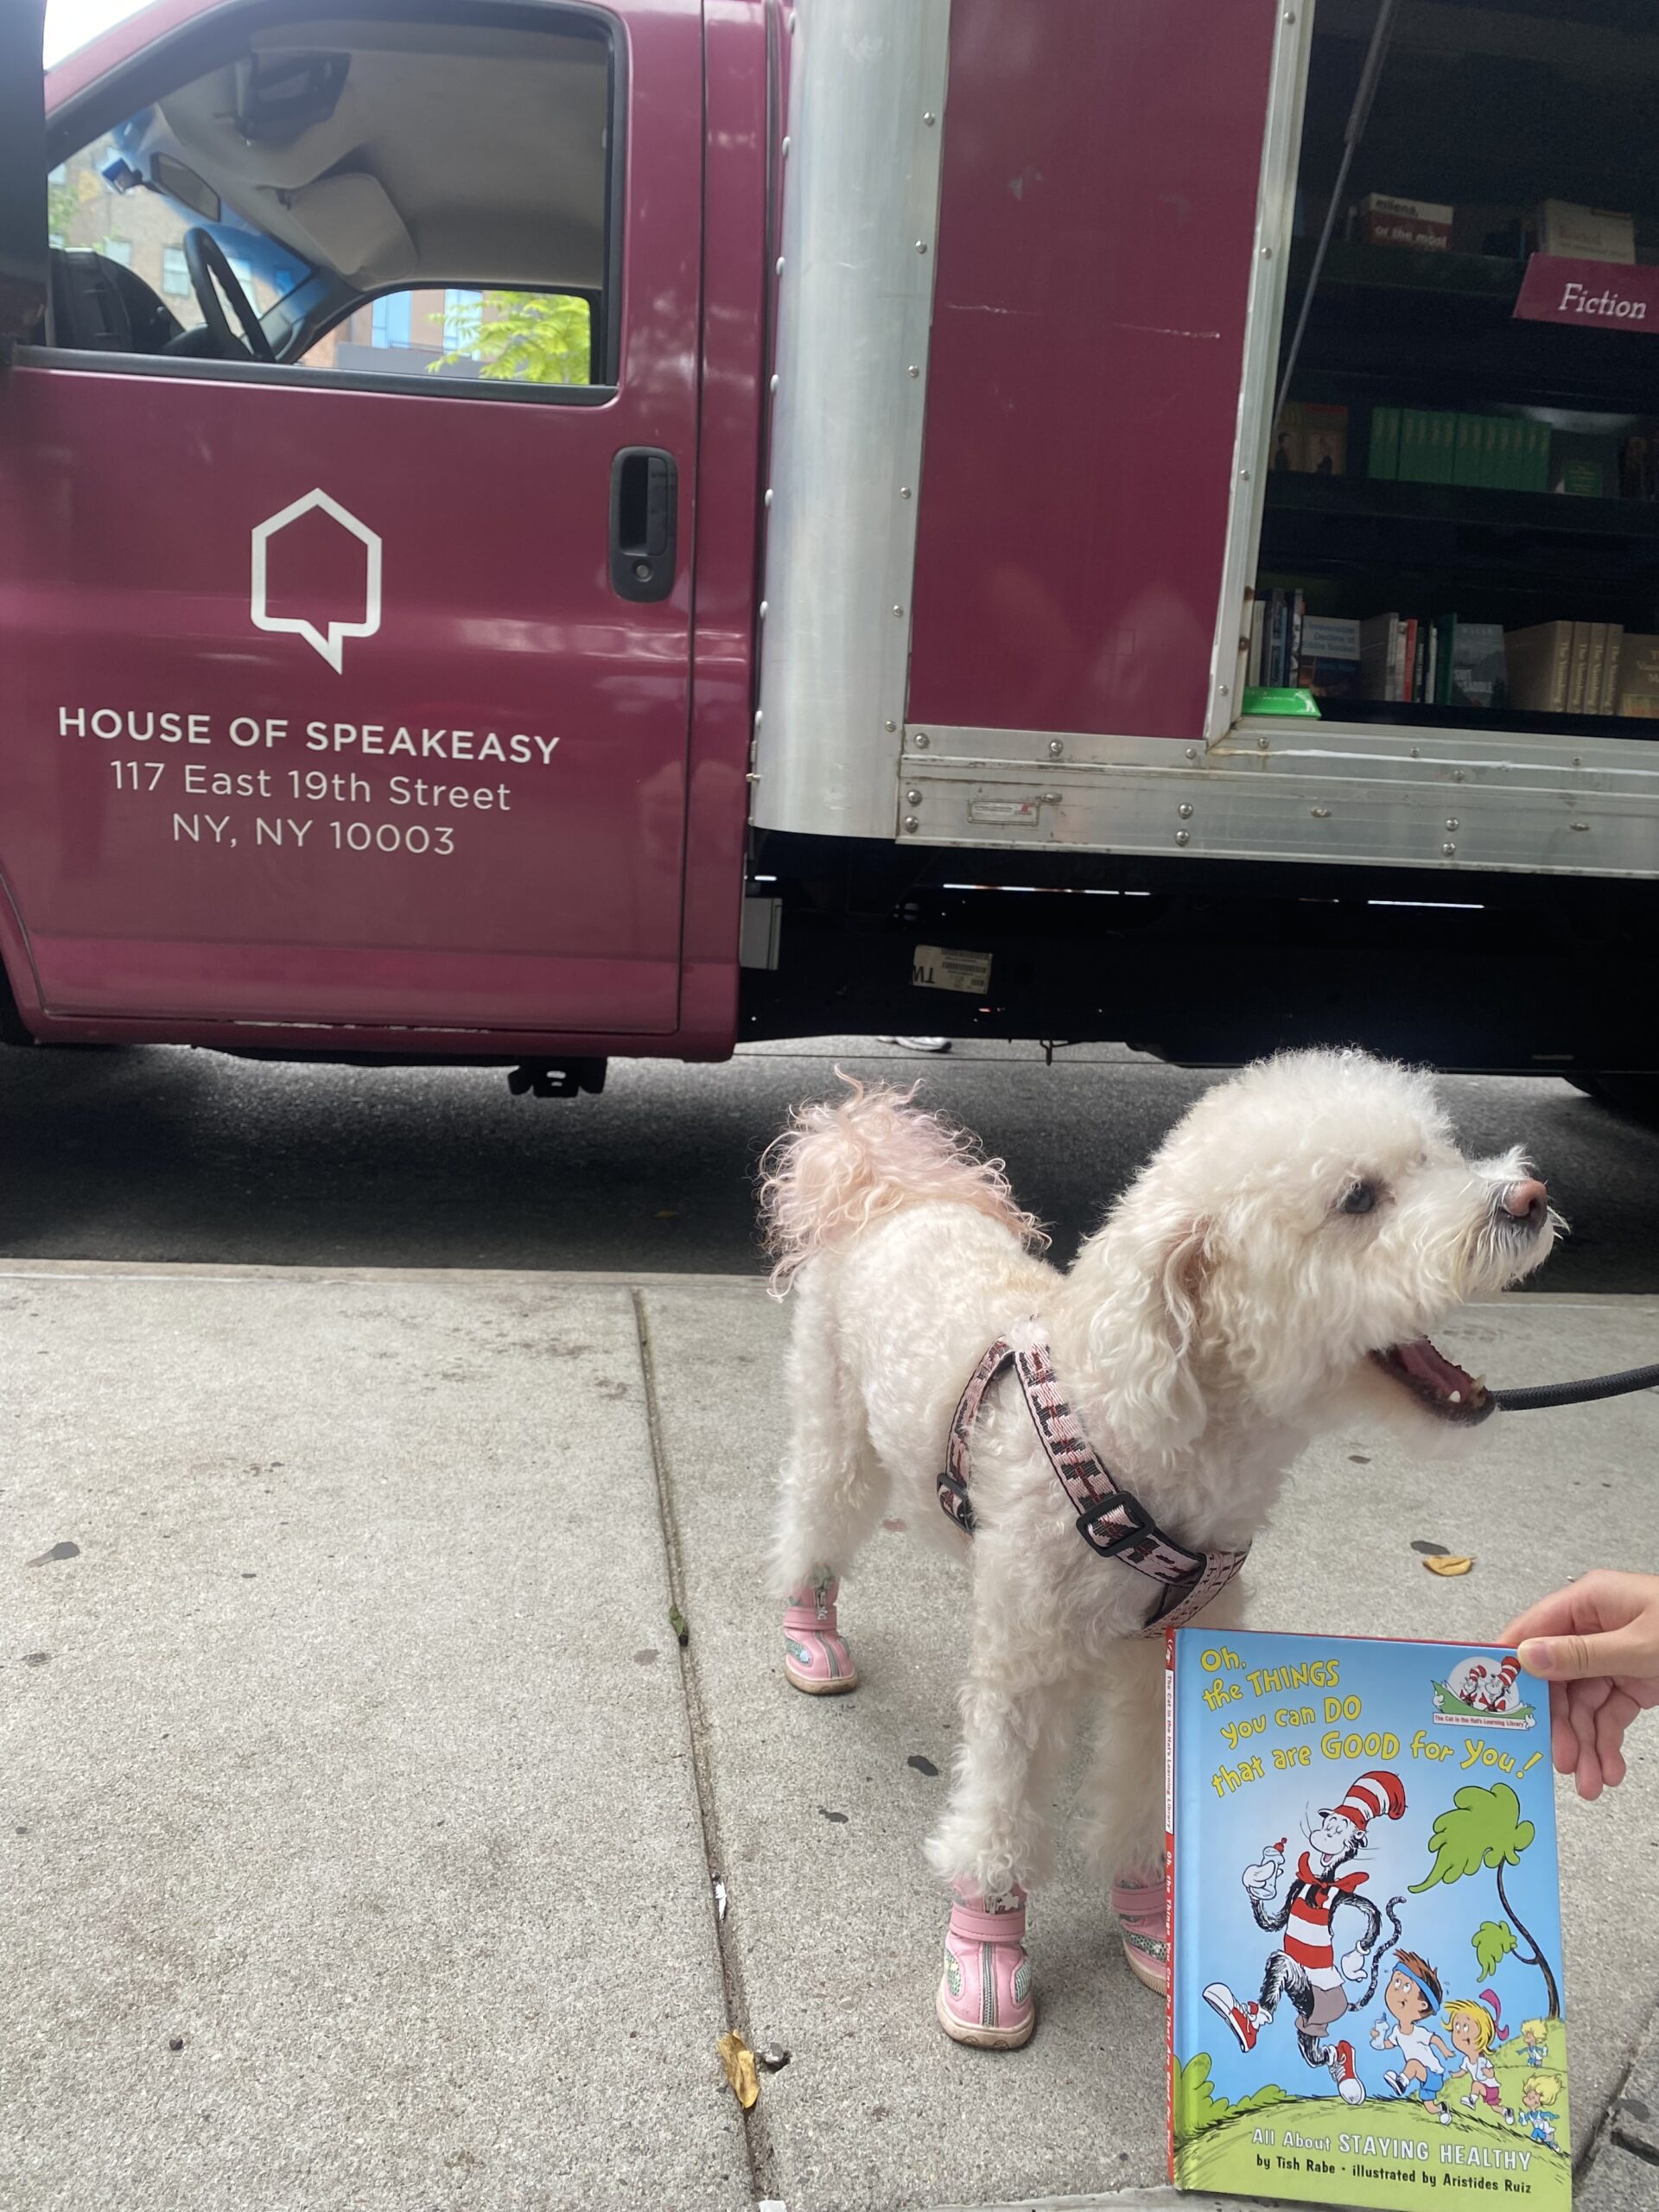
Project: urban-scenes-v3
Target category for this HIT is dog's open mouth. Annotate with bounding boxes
[1370,1339,1494,1425]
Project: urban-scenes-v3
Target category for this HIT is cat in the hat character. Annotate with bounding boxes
[1451,1655,1522,1713]
[1203,1768,1408,2107]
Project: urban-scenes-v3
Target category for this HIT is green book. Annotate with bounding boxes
[1368,405,1400,480]
[1486,416,1513,488]
[1407,416,1433,488]
[1429,412,1459,486]
[1452,416,1484,487]
[1527,421,1552,493]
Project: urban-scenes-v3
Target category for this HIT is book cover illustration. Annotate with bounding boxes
[1168,1627,1571,2208]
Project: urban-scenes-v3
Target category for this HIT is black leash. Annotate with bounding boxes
[1493,1363,1659,1414]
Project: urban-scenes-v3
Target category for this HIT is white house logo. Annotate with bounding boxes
[250,488,382,672]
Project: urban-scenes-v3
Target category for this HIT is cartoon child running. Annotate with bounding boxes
[1515,2074,1560,2147]
[1521,2018,1549,2069]
[1368,1949,1454,2100]
[1427,1990,1509,2121]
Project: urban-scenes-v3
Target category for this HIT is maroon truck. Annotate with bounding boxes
[3,0,1656,1096]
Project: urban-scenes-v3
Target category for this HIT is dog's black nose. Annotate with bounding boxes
[1500,1178,1548,1228]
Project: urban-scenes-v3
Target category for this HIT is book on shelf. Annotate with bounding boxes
[1370,411,1550,492]
[1504,623,1573,714]
[1295,616,1363,700]
[1274,404,1349,477]
[1167,1625,1572,2209]
[1617,634,1659,719]
[1503,621,1631,715]
[1433,620,1509,710]
[1574,623,1601,708]
[1535,199,1635,264]
[1351,192,1453,251]
[1550,432,1622,500]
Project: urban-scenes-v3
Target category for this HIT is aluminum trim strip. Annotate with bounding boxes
[750,0,950,839]
[1204,0,1317,742]
[897,719,1659,880]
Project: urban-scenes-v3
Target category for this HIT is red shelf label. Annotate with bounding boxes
[1514,253,1657,332]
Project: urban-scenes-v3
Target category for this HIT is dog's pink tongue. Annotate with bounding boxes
[1395,1338,1474,1392]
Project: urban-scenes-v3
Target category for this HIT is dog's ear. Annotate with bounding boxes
[1080,1208,1211,1453]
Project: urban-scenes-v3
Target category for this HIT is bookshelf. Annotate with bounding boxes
[1253,0,1659,730]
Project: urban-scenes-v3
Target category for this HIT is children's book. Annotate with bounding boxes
[1167,1628,1571,2208]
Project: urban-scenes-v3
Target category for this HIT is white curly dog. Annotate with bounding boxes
[760,1048,1556,2049]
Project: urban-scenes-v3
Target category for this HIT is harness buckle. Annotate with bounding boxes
[936,1469,976,1535]
[1074,1490,1150,1559]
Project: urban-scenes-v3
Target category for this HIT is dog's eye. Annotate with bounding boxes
[1339,1180,1379,1216]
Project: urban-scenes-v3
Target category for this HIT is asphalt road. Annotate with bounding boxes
[4,1036,1658,1293]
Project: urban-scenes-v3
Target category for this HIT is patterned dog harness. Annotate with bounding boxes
[936,1331,1248,1636]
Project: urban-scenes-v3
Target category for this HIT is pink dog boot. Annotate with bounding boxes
[781,1577,858,1694]
[1111,1863,1168,1995]
[936,1885,1035,2049]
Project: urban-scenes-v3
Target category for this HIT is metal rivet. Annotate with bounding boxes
[912,732,930,749]
[1409,747,1421,758]
[1040,791,1060,804]
[884,719,897,734]
[1185,746,1198,761]
[1174,830,1191,846]
[892,604,904,618]
[1452,770,1465,782]
[763,487,772,508]
[775,257,785,276]
[1311,806,1331,819]
[769,374,779,393]
[633,560,652,582]
[1257,735,1269,751]
[906,788,922,806]
[753,710,763,728]
[1573,756,1582,769]
[907,365,920,378]
[1570,821,1590,832]
[1048,739,1065,759]
[899,486,912,499]
[1178,802,1193,819]
[1218,683,1230,697]
[1284,8,1296,19]
[923,111,937,125]
[1260,245,1273,259]
[1445,817,1459,831]
[903,816,919,834]
[915,240,929,255]
[1239,467,1251,481]
[746,770,760,785]
[1442,842,1457,857]
[759,601,768,620]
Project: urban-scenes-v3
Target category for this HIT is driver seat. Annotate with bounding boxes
[48,250,185,355]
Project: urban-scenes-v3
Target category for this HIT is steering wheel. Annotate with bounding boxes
[182,227,275,362]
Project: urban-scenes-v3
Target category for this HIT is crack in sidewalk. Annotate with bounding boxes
[631,1286,778,2204]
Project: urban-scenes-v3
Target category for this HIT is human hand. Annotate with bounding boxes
[1501,1570,1659,1800]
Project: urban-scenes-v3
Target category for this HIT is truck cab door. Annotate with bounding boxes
[0,0,702,1043]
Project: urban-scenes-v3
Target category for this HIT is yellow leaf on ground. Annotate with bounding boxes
[1424,1554,1474,1577]
[717,2031,760,2110]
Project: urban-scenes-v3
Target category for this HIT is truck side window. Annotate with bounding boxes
[43,6,616,397]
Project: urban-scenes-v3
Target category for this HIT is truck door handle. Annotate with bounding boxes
[610,448,678,602]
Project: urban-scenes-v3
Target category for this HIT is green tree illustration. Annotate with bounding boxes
[1409,1783,1561,2017]
[429,290,591,385]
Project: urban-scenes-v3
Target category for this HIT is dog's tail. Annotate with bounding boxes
[759,1073,1046,1297]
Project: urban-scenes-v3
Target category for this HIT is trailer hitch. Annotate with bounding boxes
[506,1058,608,1100]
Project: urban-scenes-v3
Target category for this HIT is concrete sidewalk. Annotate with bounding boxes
[3,1262,1657,2212]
